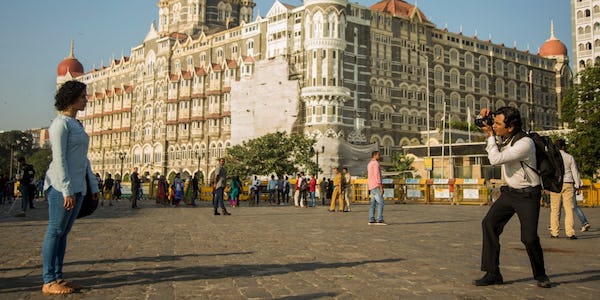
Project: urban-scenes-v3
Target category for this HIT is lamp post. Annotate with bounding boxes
[424,54,432,179]
[312,145,325,180]
[118,152,126,180]
[8,144,14,180]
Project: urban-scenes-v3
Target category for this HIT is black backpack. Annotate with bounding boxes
[300,178,308,191]
[512,131,564,193]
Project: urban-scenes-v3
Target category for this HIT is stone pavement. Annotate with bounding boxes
[0,197,599,299]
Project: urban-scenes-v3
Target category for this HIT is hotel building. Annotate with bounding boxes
[56,0,571,181]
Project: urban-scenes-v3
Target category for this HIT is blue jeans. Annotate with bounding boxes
[21,185,33,211]
[369,187,384,222]
[573,195,589,225]
[214,187,225,210]
[557,194,589,226]
[42,187,83,283]
[309,191,316,207]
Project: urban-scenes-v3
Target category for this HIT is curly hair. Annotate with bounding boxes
[494,106,522,131]
[54,80,87,111]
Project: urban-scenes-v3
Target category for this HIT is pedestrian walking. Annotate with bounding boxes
[130,167,140,209]
[14,156,36,217]
[191,173,199,207]
[113,178,122,201]
[309,174,317,207]
[549,139,586,239]
[342,167,352,212]
[473,107,551,288]
[294,173,307,208]
[329,168,344,212]
[276,176,284,205]
[268,175,277,205]
[213,158,230,215]
[250,176,261,206]
[319,177,327,205]
[41,80,100,295]
[367,151,385,225]
[102,174,114,206]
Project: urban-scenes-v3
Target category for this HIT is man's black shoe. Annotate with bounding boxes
[537,278,552,288]
[473,273,503,286]
[214,211,220,215]
[568,235,578,240]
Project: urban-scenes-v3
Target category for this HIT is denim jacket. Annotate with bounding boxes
[44,114,99,197]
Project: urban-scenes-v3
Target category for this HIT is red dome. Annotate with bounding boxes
[57,57,84,76]
[539,39,567,57]
[539,21,567,57]
[371,0,431,24]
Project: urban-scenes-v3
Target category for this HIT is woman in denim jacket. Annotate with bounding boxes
[41,81,99,295]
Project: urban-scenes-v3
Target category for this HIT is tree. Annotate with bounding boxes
[561,66,600,179]
[224,131,317,178]
[0,131,34,177]
[390,151,416,178]
[28,148,52,180]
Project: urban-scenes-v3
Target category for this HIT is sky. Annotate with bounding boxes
[0,0,571,131]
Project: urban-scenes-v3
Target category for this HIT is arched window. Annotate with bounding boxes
[479,56,488,73]
[479,75,489,93]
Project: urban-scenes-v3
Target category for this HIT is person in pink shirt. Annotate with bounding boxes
[367,151,386,225]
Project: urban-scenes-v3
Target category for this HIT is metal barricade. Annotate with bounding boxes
[580,179,596,207]
[351,178,370,204]
[427,179,455,205]
[593,182,600,207]
[402,178,428,204]
[454,178,488,205]
[200,186,213,202]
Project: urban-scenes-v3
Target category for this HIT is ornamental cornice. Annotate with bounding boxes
[305,38,346,50]
[301,86,350,101]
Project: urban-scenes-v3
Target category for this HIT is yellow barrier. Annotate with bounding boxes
[454,178,488,206]
[402,178,428,204]
[586,180,599,207]
[352,178,369,203]
[426,179,455,205]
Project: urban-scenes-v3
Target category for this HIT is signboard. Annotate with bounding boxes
[383,188,394,198]
[433,179,449,185]
[463,179,479,184]
[406,178,420,184]
[434,188,450,199]
[407,189,423,198]
[463,189,480,199]
[382,178,394,184]
[424,157,433,171]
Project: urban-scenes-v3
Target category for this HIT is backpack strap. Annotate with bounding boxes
[514,131,540,183]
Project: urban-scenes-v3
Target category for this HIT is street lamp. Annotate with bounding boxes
[118,151,126,180]
[312,145,325,180]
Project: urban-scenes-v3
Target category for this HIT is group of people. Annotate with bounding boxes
[19,79,594,296]
[155,172,200,207]
[93,172,122,207]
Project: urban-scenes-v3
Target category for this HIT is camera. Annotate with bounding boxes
[474,114,494,128]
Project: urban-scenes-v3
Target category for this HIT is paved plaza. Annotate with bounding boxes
[1,198,598,299]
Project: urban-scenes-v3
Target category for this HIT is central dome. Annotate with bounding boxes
[57,41,84,77]
[57,57,84,77]
[539,20,567,57]
[539,39,567,57]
